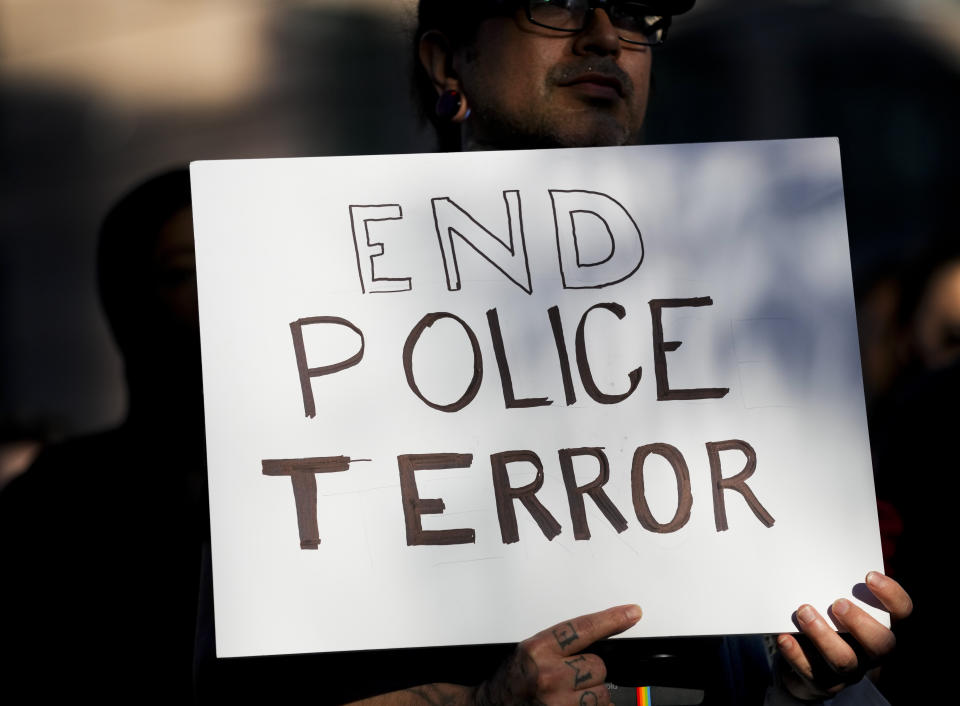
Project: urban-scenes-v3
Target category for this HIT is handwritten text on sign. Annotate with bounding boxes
[191,140,883,657]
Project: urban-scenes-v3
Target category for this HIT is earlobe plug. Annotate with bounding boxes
[435,89,471,123]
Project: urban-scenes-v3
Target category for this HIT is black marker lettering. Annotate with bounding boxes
[649,297,730,401]
[491,450,562,544]
[575,303,641,405]
[432,190,532,294]
[630,443,692,533]
[559,447,628,540]
[348,204,410,294]
[403,312,483,413]
[706,439,775,531]
[550,189,644,289]
[548,305,577,405]
[397,453,476,546]
[290,317,364,419]
[487,308,552,409]
[262,456,357,549]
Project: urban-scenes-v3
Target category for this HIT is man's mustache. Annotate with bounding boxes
[549,58,635,96]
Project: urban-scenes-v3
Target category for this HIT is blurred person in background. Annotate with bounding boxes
[907,251,960,372]
[859,239,960,704]
[867,264,960,704]
[0,168,208,701]
[859,241,960,410]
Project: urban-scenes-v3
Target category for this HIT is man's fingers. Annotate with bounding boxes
[794,604,860,674]
[775,579,912,699]
[776,633,846,699]
[557,653,607,690]
[865,571,913,621]
[776,633,816,682]
[572,684,611,706]
[829,598,896,661]
[517,649,610,704]
[500,606,636,705]
[539,605,642,657]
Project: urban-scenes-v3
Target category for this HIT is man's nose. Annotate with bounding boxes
[573,8,622,56]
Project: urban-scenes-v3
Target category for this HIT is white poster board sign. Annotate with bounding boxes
[190,138,884,659]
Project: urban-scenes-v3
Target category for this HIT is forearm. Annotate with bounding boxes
[350,683,478,706]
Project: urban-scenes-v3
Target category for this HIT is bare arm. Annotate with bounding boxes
[350,684,476,706]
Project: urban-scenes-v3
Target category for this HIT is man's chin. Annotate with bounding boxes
[559,130,634,148]
[529,106,641,148]
[551,121,637,148]
[466,109,639,150]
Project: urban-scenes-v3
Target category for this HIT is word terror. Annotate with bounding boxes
[263,441,775,550]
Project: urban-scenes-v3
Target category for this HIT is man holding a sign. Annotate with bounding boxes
[0,2,917,705]
[190,1,915,705]
[353,1,911,704]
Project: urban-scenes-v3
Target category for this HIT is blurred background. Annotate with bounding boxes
[1,0,959,482]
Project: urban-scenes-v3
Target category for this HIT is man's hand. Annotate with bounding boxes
[475,604,643,706]
[775,571,912,700]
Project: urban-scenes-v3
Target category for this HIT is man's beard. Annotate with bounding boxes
[465,57,643,150]
[466,106,635,150]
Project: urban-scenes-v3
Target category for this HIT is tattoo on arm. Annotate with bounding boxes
[553,621,580,649]
[402,685,470,706]
[565,655,593,687]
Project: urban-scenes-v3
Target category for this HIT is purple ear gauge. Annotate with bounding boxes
[436,89,466,121]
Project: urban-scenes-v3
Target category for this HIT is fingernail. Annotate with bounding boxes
[833,598,850,616]
[797,605,816,625]
[866,571,886,588]
[625,605,642,622]
[777,634,791,650]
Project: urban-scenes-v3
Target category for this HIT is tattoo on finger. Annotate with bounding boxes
[565,655,593,687]
[580,690,599,706]
[553,622,580,649]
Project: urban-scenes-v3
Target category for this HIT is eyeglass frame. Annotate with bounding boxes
[521,0,673,46]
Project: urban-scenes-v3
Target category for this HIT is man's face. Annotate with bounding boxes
[453,8,653,149]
